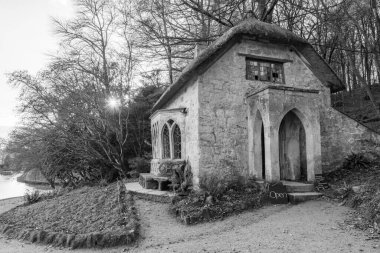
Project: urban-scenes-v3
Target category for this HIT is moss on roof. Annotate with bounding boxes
[153,18,344,111]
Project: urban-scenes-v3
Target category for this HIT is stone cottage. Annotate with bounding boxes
[148,18,380,188]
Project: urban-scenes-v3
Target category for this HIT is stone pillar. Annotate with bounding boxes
[307,116,322,181]
[263,121,280,182]
[248,106,265,179]
[247,106,255,176]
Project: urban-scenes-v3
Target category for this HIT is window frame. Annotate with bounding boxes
[161,123,171,159]
[245,58,285,84]
[160,120,182,160]
[172,124,182,159]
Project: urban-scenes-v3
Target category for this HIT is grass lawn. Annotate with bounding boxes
[0,182,139,248]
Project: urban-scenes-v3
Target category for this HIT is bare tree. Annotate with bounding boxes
[7,0,138,186]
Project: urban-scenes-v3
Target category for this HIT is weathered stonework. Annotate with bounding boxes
[150,78,201,186]
[150,19,380,188]
[196,40,327,182]
[320,108,380,172]
[247,87,322,182]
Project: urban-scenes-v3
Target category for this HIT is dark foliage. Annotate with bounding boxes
[324,153,373,183]
[128,157,151,175]
[199,159,249,199]
[171,181,266,225]
[24,190,42,205]
[342,153,371,171]
[322,152,380,235]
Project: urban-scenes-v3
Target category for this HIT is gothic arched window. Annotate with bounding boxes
[153,123,158,158]
[162,124,170,159]
[173,124,181,159]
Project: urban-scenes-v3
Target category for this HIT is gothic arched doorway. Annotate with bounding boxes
[279,110,307,181]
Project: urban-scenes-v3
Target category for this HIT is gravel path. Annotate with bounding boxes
[0,197,379,252]
[127,199,380,253]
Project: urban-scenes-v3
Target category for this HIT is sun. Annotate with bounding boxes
[107,97,120,109]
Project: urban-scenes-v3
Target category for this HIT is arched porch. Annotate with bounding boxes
[247,86,322,183]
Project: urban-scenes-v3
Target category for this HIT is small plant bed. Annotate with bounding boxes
[0,181,139,248]
[322,153,380,237]
[171,180,267,225]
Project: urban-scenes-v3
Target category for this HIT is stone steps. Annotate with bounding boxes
[288,192,323,204]
[256,180,323,204]
[281,181,315,193]
[281,181,322,204]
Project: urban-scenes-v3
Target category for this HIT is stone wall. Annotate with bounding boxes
[198,43,249,178]
[153,78,200,186]
[320,108,380,172]
[198,39,328,179]
[153,38,373,186]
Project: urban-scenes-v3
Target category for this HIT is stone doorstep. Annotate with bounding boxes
[281,181,315,193]
[256,180,315,193]
[288,192,323,204]
[256,180,321,204]
[255,180,265,189]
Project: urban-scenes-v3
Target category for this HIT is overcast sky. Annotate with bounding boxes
[0,0,75,138]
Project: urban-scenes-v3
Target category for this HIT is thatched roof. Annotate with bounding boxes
[152,18,345,111]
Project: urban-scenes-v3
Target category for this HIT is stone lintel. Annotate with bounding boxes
[237,52,293,63]
[246,85,320,98]
[149,107,187,119]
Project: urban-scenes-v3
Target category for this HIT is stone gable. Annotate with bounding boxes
[149,21,380,188]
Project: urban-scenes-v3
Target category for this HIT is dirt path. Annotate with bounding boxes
[128,199,380,253]
[0,197,379,252]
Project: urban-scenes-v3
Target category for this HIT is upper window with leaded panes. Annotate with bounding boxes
[246,59,284,83]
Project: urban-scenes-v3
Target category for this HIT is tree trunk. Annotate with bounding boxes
[348,54,380,116]
[160,0,173,84]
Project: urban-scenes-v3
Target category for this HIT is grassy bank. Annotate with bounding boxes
[0,182,139,248]
[323,153,380,236]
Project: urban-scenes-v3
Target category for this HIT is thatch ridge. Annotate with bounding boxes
[152,18,344,111]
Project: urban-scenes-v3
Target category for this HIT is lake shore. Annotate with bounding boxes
[0,197,23,214]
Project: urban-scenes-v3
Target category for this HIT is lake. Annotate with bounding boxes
[0,173,52,200]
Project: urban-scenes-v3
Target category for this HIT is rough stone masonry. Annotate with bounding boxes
[149,18,380,188]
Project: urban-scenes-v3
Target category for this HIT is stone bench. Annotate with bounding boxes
[152,176,171,191]
[139,173,171,191]
[139,173,157,189]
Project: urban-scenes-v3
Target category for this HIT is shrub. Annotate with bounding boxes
[23,187,74,205]
[99,178,109,187]
[171,161,192,193]
[129,157,150,174]
[199,171,226,198]
[172,172,265,225]
[24,190,42,205]
[199,159,254,198]
[343,153,371,171]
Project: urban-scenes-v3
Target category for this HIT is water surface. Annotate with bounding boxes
[0,173,51,200]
